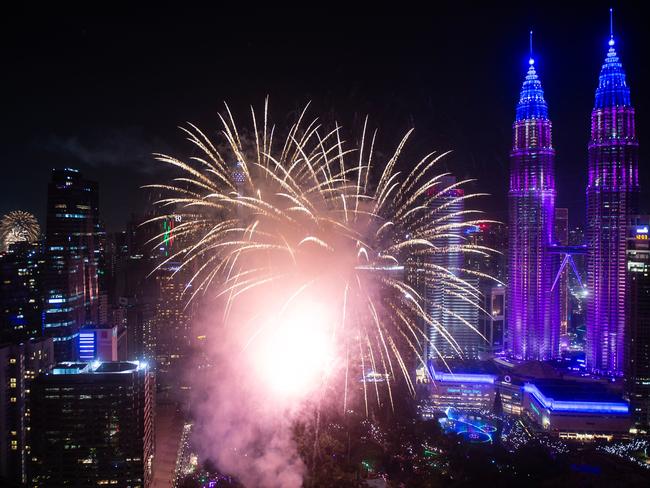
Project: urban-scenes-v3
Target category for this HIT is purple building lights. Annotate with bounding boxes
[523,383,629,414]
[507,35,559,361]
[586,19,639,376]
[430,371,496,385]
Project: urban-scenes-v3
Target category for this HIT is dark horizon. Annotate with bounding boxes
[2,3,648,231]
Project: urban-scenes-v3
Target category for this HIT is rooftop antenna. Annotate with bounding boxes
[529,30,535,65]
[609,8,615,46]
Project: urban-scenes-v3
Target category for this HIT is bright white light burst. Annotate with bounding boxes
[146,101,499,411]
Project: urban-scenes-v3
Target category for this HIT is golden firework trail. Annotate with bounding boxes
[145,100,500,412]
[0,210,41,252]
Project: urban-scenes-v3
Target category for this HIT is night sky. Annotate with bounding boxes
[2,3,648,231]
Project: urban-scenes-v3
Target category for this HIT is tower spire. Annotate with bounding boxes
[508,25,557,362]
[586,5,639,376]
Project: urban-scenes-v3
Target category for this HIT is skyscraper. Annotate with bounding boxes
[586,17,639,376]
[0,338,53,485]
[625,216,650,429]
[44,168,100,361]
[426,176,481,360]
[0,241,44,343]
[30,361,154,487]
[154,263,192,397]
[507,36,559,360]
[479,284,506,357]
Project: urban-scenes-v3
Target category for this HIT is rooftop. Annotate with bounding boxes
[525,379,629,414]
[428,359,500,384]
[51,360,148,375]
[531,379,623,403]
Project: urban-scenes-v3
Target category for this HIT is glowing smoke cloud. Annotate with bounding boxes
[147,101,497,486]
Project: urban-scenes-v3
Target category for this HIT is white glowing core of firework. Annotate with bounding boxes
[255,301,335,399]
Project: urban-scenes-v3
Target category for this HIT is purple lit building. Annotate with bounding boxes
[507,39,559,360]
[586,24,639,376]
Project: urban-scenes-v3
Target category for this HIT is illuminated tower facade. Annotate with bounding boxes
[507,38,559,360]
[44,168,100,361]
[586,19,639,376]
[425,176,481,360]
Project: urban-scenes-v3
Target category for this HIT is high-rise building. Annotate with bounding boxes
[0,241,44,343]
[465,223,508,283]
[425,176,481,360]
[0,343,24,484]
[124,299,156,362]
[479,284,506,357]
[0,338,53,485]
[30,360,154,487]
[586,23,639,376]
[507,39,559,360]
[555,208,569,345]
[154,263,192,393]
[625,216,650,429]
[44,168,101,361]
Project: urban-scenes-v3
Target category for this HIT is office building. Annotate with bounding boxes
[0,241,44,343]
[425,176,481,360]
[479,284,506,357]
[30,361,154,487]
[154,264,192,387]
[625,216,650,429]
[43,168,101,361]
[0,338,53,485]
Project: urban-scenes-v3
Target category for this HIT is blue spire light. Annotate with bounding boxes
[515,30,548,121]
[594,8,631,109]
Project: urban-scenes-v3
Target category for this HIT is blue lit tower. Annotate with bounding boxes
[586,10,639,376]
[507,33,559,360]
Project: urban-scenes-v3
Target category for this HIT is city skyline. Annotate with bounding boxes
[2,5,649,231]
[1,6,650,487]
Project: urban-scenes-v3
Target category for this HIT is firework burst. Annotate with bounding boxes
[146,101,498,411]
[0,210,41,252]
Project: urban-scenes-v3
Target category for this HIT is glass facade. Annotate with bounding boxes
[44,169,101,361]
[586,38,639,376]
[508,58,559,360]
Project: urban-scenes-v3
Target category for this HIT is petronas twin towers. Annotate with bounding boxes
[507,51,557,361]
[507,15,639,376]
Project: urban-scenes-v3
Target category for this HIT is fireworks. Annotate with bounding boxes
[147,101,497,410]
[0,210,41,252]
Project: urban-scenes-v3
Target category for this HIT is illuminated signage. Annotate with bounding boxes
[78,332,96,361]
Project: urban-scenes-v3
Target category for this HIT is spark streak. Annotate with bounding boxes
[147,101,495,409]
